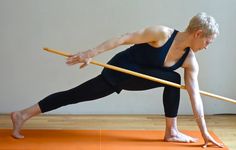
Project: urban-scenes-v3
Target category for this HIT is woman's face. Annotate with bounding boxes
[191,31,216,52]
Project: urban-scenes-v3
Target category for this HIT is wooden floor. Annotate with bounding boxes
[0,114,235,149]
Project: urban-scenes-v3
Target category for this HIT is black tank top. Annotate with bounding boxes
[127,30,190,70]
[101,30,190,93]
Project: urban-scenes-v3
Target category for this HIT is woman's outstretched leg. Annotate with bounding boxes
[11,75,115,139]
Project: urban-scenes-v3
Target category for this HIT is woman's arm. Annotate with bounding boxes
[66,26,170,67]
[184,51,224,148]
[90,26,168,55]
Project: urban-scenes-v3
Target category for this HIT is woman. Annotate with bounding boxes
[11,12,223,148]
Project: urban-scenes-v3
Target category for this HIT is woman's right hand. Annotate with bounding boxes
[202,131,224,148]
[66,50,95,68]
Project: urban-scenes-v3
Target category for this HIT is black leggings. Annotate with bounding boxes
[38,72,180,117]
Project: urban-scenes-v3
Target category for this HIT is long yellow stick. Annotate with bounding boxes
[43,47,236,104]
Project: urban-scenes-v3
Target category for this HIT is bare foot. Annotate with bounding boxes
[164,131,198,143]
[11,112,25,139]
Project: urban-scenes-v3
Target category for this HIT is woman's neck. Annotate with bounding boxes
[175,31,193,51]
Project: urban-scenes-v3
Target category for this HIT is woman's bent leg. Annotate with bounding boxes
[162,72,198,142]
[118,71,198,143]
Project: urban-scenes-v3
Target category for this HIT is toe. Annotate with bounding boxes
[190,137,198,143]
[12,133,24,139]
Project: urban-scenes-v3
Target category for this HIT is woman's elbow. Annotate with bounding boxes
[118,33,134,45]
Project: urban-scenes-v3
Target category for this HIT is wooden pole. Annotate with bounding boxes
[43,47,236,104]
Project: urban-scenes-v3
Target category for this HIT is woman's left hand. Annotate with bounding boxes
[202,132,224,148]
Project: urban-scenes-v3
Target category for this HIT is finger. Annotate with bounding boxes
[190,137,198,143]
[87,58,92,64]
[67,54,81,61]
[211,140,224,148]
[202,141,208,148]
[66,57,76,64]
[208,135,224,148]
[66,59,76,65]
[217,143,224,148]
[66,60,73,65]
[67,54,76,59]
[80,62,88,69]
[80,58,92,68]
[66,59,80,65]
[219,143,224,148]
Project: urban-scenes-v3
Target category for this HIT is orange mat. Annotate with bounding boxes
[0,129,228,150]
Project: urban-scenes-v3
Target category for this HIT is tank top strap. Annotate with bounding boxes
[162,30,179,50]
[170,47,190,70]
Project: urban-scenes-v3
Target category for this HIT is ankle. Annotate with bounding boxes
[165,117,179,136]
[14,111,27,121]
[166,128,179,136]
[21,111,31,122]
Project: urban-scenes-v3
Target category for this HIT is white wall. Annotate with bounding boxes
[0,0,236,115]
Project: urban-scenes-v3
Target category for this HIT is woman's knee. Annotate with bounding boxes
[167,71,181,84]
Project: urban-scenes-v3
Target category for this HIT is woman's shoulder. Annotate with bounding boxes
[145,25,174,36]
[145,25,175,47]
[182,49,199,71]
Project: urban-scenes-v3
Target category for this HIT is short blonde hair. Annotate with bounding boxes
[186,12,219,37]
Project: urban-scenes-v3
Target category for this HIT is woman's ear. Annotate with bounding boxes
[194,29,204,38]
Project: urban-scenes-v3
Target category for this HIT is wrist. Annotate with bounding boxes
[194,115,204,120]
[87,49,98,58]
[195,116,208,134]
